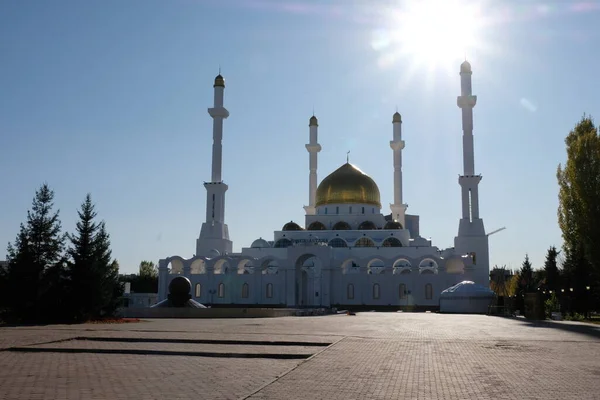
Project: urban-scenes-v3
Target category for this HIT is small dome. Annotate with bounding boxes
[283,221,303,231]
[332,221,352,230]
[316,163,381,207]
[307,221,327,231]
[358,220,377,230]
[214,74,225,87]
[309,116,318,126]
[208,248,221,258]
[384,220,403,229]
[460,61,472,73]
[392,112,402,123]
[251,238,271,248]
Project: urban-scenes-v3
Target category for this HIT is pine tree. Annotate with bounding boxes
[519,254,534,294]
[67,194,121,321]
[5,184,65,322]
[544,246,560,292]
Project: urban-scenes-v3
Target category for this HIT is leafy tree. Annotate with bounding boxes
[67,194,122,321]
[124,260,159,293]
[5,184,66,322]
[489,266,511,297]
[557,116,600,278]
[507,273,520,297]
[561,244,592,314]
[139,261,158,279]
[544,246,561,292]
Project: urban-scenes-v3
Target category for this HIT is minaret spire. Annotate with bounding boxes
[389,111,408,227]
[197,73,232,257]
[454,60,489,289]
[456,60,485,236]
[304,115,321,215]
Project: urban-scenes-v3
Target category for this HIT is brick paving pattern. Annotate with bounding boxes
[1,314,599,399]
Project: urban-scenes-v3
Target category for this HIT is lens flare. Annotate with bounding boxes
[371,0,491,77]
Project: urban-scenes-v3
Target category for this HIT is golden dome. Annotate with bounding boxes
[214,74,225,87]
[316,163,381,207]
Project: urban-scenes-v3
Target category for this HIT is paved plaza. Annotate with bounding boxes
[1,313,600,399]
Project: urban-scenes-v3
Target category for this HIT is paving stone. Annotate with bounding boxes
[1,314,599,399]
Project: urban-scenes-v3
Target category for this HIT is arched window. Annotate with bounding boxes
[382,237,402,247]
[195,283,201,298]
[218,283,225,298]
[347,284,354,300]
[373,283,380,299]
[399,283,406,299]
[355,237,375,247]
[425,283,433,300]
[328,238,348,248]
[266,283,273,298]
[241,283,249,298]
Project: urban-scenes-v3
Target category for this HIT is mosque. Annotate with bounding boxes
[156,61,490,309]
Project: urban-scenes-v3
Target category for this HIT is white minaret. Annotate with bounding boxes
[389,111,408,227]
[303,115,321,215]
[456,61,485,237]
[197,74,233,257]
[454,60,489,287]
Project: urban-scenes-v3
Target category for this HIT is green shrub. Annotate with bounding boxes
[565,312,585,321]
[544,293,560,318]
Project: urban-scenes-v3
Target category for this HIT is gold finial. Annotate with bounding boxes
[346,150,350,163]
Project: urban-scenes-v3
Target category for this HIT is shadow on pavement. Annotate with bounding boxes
[511,317,600,340]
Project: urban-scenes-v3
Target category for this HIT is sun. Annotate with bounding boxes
[372,0,488,73]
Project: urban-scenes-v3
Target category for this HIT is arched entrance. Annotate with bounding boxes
[295,254,322,307]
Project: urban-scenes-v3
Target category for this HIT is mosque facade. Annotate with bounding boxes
[156,61,490,309]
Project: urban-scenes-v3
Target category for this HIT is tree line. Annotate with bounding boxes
[0,184,122,323]
[491,115,600,317]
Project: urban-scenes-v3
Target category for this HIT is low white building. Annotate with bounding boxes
[157,61,490,309]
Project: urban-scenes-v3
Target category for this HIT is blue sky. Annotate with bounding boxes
[1,0,599,274]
